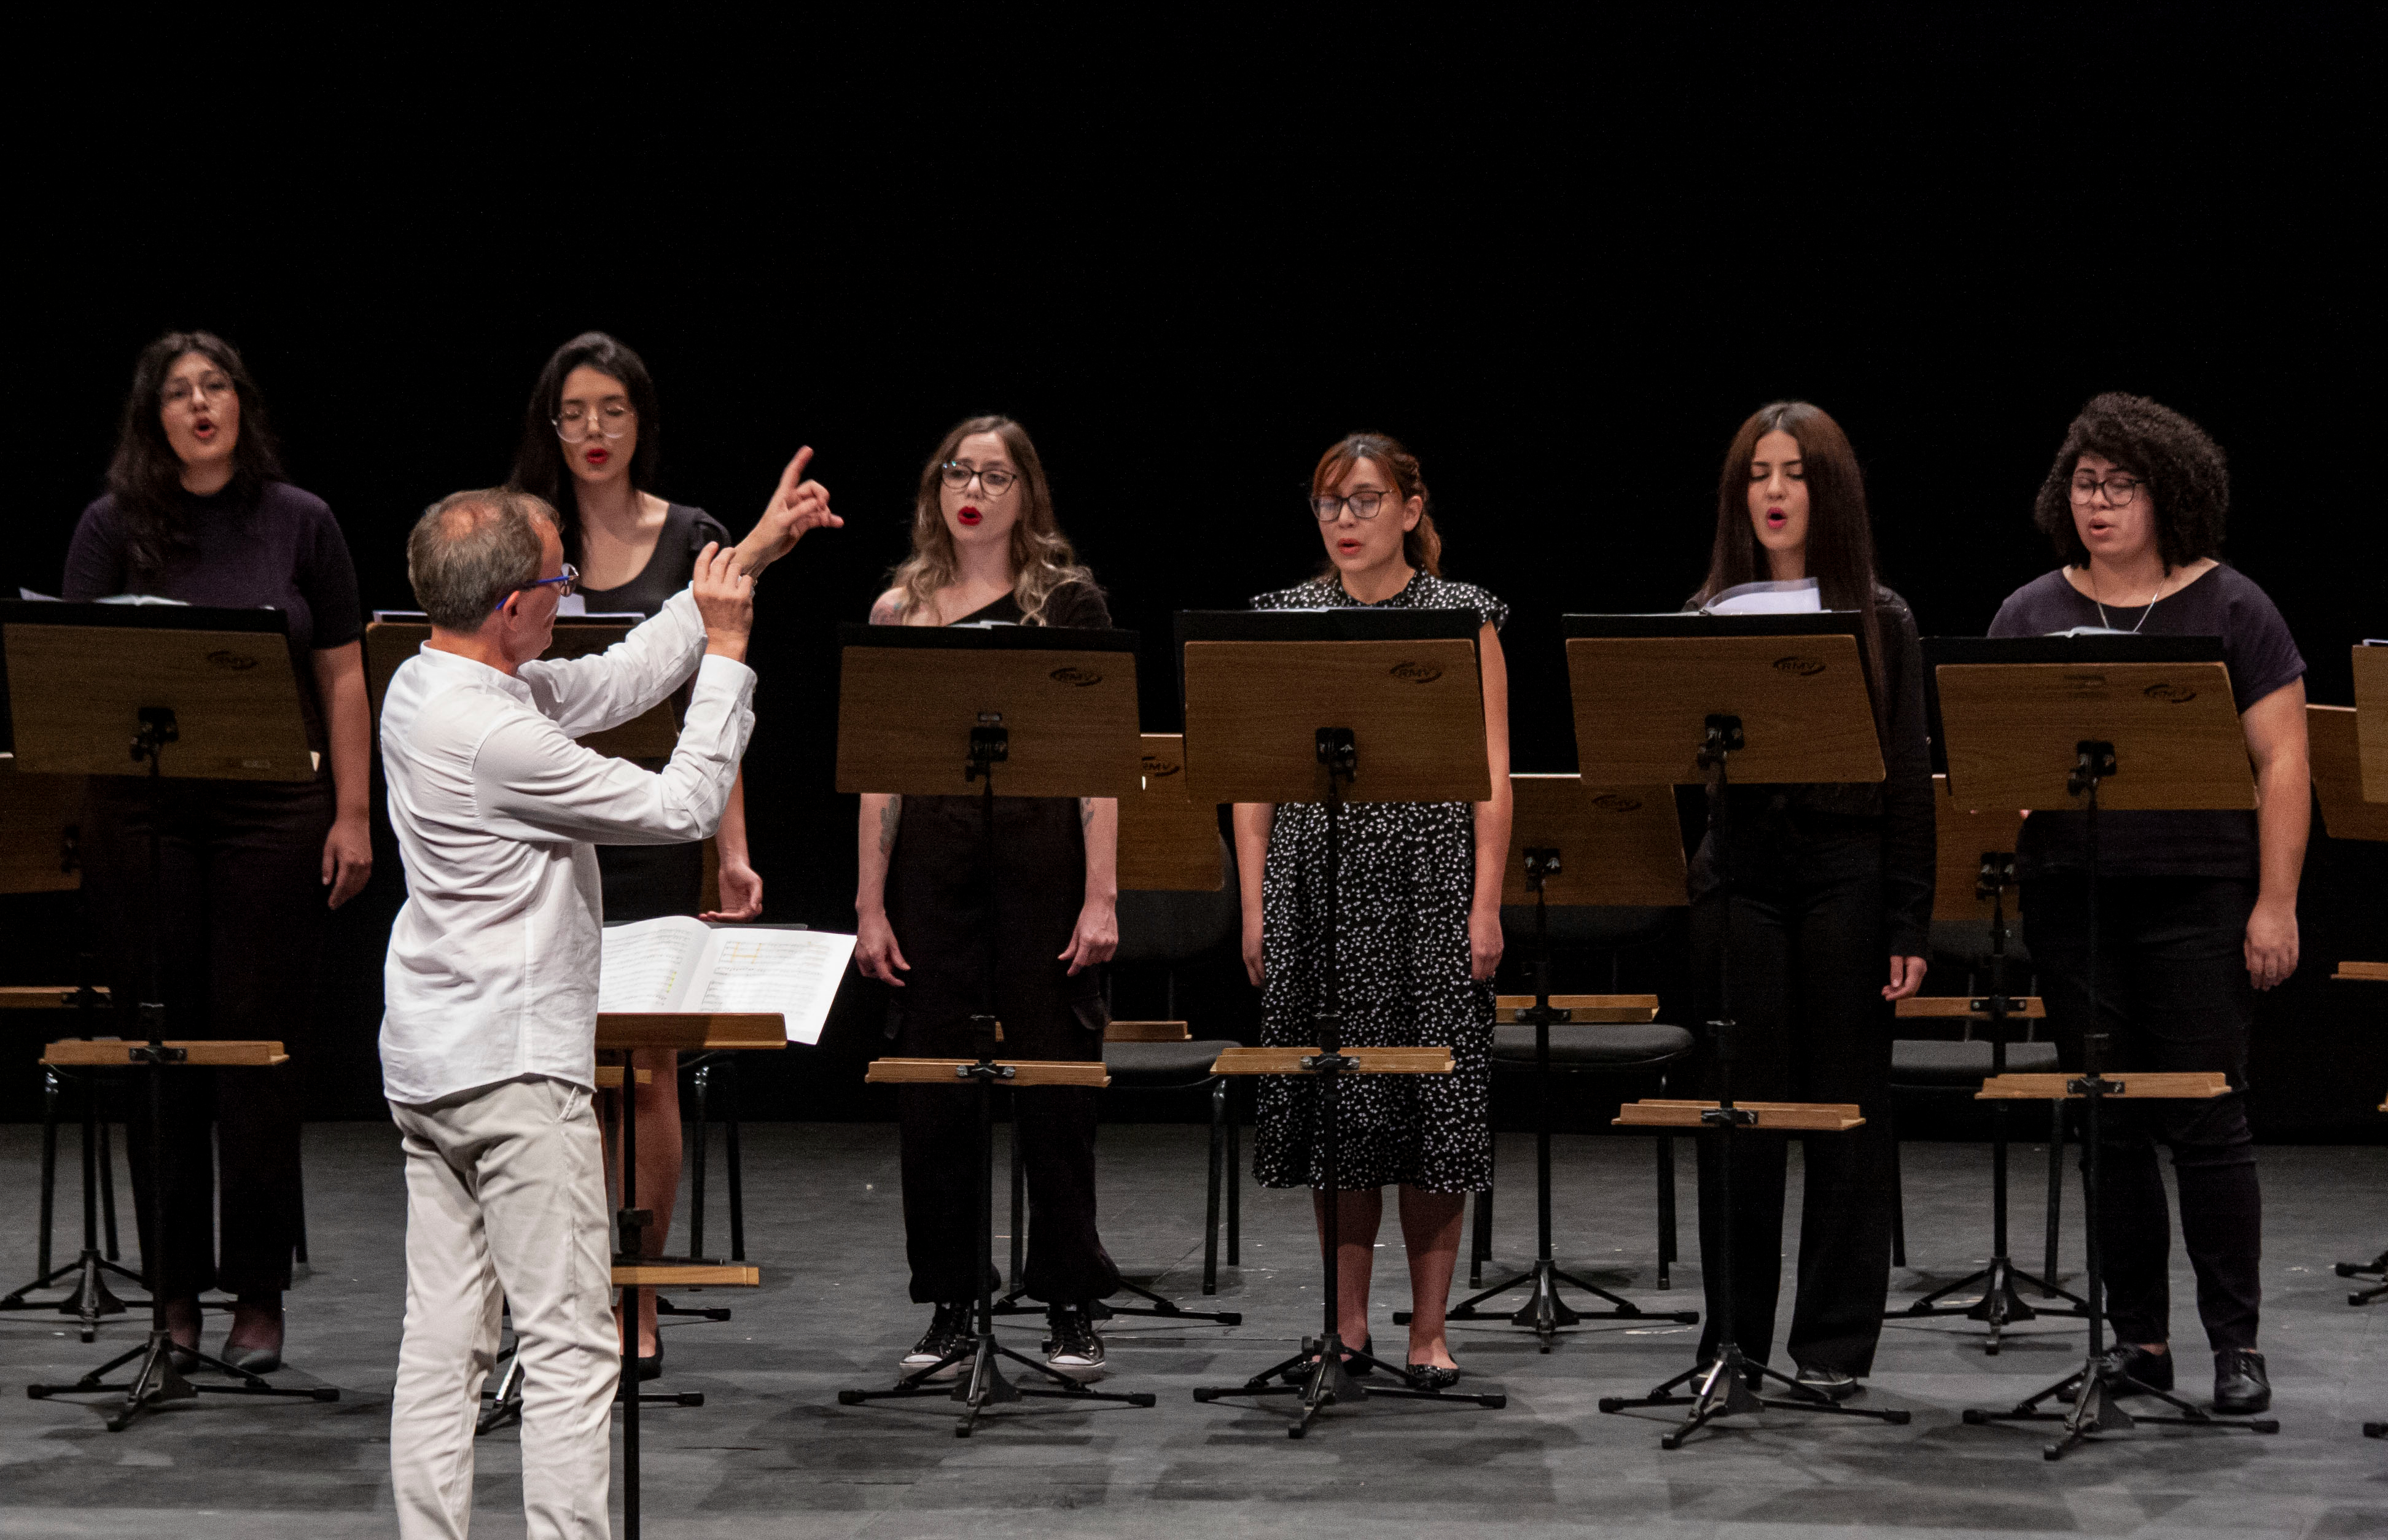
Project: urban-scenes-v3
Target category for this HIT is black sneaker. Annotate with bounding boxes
[2213,1348,2270,1414]
[2097,1344,2174,1396]
[900,1302,974,1380]
[1044,1302,1107,1382]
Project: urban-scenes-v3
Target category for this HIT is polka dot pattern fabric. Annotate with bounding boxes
[1247,573,1507,1193]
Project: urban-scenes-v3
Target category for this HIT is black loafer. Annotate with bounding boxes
[2098,1344,2174,1396]
[635,1340,664,1382]
[2212,1348,2269,1414]
[1405,1363,1461,1390]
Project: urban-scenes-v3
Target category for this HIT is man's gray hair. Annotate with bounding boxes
[407,489,559,631]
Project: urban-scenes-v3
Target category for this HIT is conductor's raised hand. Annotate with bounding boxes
[692,542,756,661]
[736,446,840,574]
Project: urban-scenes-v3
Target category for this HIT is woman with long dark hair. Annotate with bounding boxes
[1989,392,2306,1415]
[509,331,762,1374]
[853,416,1123,1381]
[1683,401,1933,1399]
[62,331,372,1372]
[1234,431,1512,1385]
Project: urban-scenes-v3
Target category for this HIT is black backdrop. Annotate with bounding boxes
[3,16,2380,1135]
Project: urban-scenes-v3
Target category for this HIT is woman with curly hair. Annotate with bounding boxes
[1989,391,2308,1416]
[853,416,1123,1382]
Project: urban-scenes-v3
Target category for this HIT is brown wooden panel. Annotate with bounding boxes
[6,623,311,781]
[1106,1020,1191,1041]
[1182,639,1489,806]
[1501,774,1686,907]
[0,986,107,1009]
[1209,1046,1454,1076]
[611,1264,759,1288]
[1118,734,1225,891]
[864,1057,1110,1087]
[1976,1071,2228,1100]
[1930,776,2029,926]
[595,1013,787,1050]
[1568,634,1883,786]
[593,1066,656,1088]
[1493,994,1659,1023]
[837,646,1139,799]
[0,756,85,893]
[1895,995,2047,1020]
[43,1040,287,1067]
[1937,661,2251,812]
[1614,1099,1865,1131]
[2355,644,2388,803]
[2310,706,2388,843]
[2330,961,2387,982]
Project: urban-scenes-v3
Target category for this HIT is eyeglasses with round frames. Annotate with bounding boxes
[161,376,233,411]
[555,402,634,444]
[493,562,579,613]
[1311,490,1396,521]
[940,462,1018,494]
[2069,473,2143,507]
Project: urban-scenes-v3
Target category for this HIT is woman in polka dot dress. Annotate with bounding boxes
[1233,432,1512,1383]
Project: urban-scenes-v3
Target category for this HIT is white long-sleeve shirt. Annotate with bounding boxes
[377,588,755,1105]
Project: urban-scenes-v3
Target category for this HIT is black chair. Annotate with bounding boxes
[1001,869,1244,1322]
[1462,905,1696,1315]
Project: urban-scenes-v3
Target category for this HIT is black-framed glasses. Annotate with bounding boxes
[2069,473,2143,506]
[1311,491,1394,521]
[494,562,579,612]
[555,402,634,443]
[940,461,1019,494]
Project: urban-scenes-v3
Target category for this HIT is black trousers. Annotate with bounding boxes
[1690,833,1895,1375]
[2024,875,2262,1353]
[80,777,334,1298]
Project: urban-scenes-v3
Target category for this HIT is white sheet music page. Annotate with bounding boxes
[681,928,857,1044]
[597,916,713,1012]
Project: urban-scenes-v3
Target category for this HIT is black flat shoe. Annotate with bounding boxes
[2212,1348,2269,1414]
[636,1340,664,1382]
[2097,1344,2173,1396]
[1282,1336,1375,1383]
[1404,1363,1461,1390]
[218,1343,283,1375]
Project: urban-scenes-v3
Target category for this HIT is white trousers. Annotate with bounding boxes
[389,1076,617,1540]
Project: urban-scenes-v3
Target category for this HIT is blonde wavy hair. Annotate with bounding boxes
[887,416,1091,626]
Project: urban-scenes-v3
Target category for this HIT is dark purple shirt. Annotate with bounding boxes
[1988,564,2304,880]
[62,481,363,760]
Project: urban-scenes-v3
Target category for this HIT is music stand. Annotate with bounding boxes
[1930,634,2277,1459]
[2311,683,2388,1313]
[830,623,1155,1435]
[1430,771,1698,1346]
[1173,607,1507,1436]
[365,615,678,760]
[1566,612,1911,1448]
[1889,791,2091,1351]
[4,601,340,1429]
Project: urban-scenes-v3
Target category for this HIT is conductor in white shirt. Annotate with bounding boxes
[377,454,835,1540]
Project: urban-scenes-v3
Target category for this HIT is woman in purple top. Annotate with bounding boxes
[1988,392,2309,1416]
[62,332,371,1373]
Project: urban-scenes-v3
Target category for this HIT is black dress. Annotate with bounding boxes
[1248,572,1507,1194]
[880,581,1122,1305]
[576,503,731,921]
[61,481,362,1298]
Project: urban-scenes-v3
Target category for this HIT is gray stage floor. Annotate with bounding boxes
[0,1121,2379,1539]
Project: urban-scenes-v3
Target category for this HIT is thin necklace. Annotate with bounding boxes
[2090,566,2167,634]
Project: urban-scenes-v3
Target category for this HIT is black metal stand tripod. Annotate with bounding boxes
[1598,714,1911,1448]
[2336,1248,2386,1307]
[1962,741,2277,1459]
[838,713,1158,1436]
[27,708,338,1429]
[1191,728,1508,1437]
[1894,856,2090,1353]
[1420,849,1696,1350]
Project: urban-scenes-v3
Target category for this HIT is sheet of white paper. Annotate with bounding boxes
[1704,578,1822,616]
[597,916,712,1013]
[682,929,857,1044]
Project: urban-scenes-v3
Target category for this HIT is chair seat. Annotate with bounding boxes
[1104,1038,1238,1083]
[1490,1022,1695,1070]
[1891,1036,2060,1086]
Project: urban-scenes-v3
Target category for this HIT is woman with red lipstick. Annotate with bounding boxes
[1681,401,1933,1402]
[1235,432,1512,1386]
[1989,393,2305,1417]
[511,332,767,1375]
[854,416,1123,1382]
[63,331,373,1374]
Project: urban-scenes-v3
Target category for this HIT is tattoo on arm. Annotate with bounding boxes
[1080,796,1096,830]
[880,795,902,854]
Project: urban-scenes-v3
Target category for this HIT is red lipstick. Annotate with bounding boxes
[958,504,983,527]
